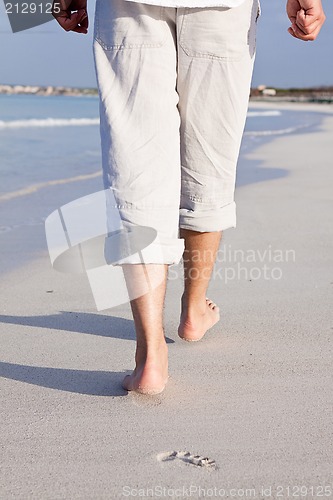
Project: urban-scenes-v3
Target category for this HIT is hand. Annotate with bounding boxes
[286,0,325,41]
[52,0,88,34]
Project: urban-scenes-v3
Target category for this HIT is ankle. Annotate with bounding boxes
[135,338,168,362]
[181,293,207,315]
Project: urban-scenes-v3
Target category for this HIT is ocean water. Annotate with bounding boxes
[0,95,321,199]
[0,93,327,273]
[0,93,325,197]
[0,94,101,197]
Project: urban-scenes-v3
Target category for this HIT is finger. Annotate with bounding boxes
[76,8,88,28]
[288,17,297,28]
[291,22,320,40]
[290,23,310,40]
[296,10,321,33]
[56,15,78,31]
[288,27,298,38]
[72,25,88,33]
[297,7,325,27]
[286,0,299,20]
[305,24,322,41]
[296,8,307,26]
[295,18,321,35]
[57,10,85,31]
[71,18,88,33]
[74,15,88,33]
[80,14,89,30]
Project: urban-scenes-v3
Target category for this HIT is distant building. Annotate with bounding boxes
[257,84,267,92]
[262,88,277,96]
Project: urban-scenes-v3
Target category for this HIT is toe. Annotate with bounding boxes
[214,305,220,314]
[206,298,217,309]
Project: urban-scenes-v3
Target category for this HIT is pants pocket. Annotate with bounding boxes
[94,0,167,51]
[179,0,260,61]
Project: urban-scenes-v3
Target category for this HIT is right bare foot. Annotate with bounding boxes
[122,341,168,395]
[178,297,220,342]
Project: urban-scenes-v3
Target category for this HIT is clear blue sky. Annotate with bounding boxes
[0,0,332,88]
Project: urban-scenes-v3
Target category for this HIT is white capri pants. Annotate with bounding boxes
[92,0,260,265]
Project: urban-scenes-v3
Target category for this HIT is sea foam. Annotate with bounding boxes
[247,110,281,117]
[0,117,100,129]
[0,110,281,129]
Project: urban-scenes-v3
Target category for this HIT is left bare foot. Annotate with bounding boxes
[122,341,168,395]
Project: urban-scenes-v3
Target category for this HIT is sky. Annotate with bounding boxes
[0,0,332,89]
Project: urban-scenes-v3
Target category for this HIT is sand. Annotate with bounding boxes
[0,103,332,498]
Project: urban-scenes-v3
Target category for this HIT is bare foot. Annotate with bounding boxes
[178,297,220,342]
[122,341,168,395]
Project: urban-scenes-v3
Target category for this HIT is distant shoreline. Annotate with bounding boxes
[1,83,333,104]
[0,84,98,97]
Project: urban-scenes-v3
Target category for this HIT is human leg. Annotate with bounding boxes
[178,229,221,341]
[176,0,260,339]
[122,264,168,394]
[93,0,182,391]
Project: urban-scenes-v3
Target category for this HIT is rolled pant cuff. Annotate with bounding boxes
[115,234,185,266]
[179,201,236,232]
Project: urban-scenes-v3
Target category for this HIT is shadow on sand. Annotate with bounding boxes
[0,361,128,396]
[0,312,174,396]
[236,155,288,187]
[0,311,174,343]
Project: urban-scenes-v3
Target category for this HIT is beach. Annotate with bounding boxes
[0,100,332,498]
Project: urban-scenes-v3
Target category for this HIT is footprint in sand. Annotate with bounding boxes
[157,451,216,469]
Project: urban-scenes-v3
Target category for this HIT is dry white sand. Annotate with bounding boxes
[0,105,332,498]
[249,99,333,114]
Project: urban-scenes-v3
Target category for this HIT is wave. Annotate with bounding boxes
[247,110,281,117]
[0,171,101,203]
[0,111,280,129]
[244,125,307,137]
[0,117,100,129]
